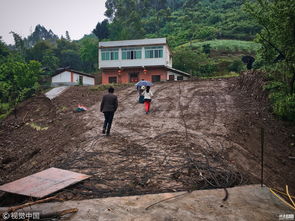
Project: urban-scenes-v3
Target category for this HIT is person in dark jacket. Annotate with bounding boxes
[100,87,118,136]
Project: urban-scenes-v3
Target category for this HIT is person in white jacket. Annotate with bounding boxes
[142,86,153,114]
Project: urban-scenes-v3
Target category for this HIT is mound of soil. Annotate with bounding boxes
[0,75,294,207]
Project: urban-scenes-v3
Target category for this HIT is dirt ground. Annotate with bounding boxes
[0,71,294,206]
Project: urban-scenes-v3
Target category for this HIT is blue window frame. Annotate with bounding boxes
[145,46,163,58]
[122,47,142,60]
[101,48,119,60]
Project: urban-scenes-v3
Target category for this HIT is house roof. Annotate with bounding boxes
[99,38,167,48]
[165,67,191,77]
[52,68,95,78]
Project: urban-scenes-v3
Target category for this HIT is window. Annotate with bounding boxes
[101,48,119,61]
[122,48,142,60]
[177,76,184,80]
[145,46,163,58]
[109,76,117,83]
[152,75,161,82]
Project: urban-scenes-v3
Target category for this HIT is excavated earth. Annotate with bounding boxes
[0,71,294,206]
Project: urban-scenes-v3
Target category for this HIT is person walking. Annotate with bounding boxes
[142,86,153,114]
[100,87,118,136]
[138,85,145,103]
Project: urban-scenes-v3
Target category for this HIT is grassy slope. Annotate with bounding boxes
[180,39,261,75]
[186,39,261,54]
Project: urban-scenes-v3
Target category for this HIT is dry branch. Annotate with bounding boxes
[6,196,63,213]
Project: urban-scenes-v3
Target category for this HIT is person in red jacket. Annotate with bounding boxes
[100,87,118,136]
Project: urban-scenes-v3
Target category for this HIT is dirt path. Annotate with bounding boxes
[0,75,294,205]
[54,78,294,199]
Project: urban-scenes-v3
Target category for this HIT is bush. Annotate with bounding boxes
[264,80,295,121]
[0,60,42,118]
[228,60,244,72]
[269,92,295,121]
[194,26,218,40]
[196,63,217,77]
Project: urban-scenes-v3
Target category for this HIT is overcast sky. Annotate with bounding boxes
[0,0,106,44]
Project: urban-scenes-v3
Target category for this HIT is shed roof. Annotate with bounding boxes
[166,67,191,77]
[99,38,167,48]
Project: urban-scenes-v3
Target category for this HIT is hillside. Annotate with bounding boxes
[0,72,294,206]
[102,0,260,45]
[172,39,260,76]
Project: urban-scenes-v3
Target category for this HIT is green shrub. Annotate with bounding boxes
[228,60,244,72]
[263,81,285,91]
[264,80,295,121]
[269,92,295,121]
[0,103,10,114]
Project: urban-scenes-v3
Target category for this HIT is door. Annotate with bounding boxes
[168,75,175,81]
[152,75,161,82]
[129,72,139,83]
[79,76,83,85]
[109,76,117,83]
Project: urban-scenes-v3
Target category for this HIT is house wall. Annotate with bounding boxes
[99,45,171,69]
[102,68,168,84]
[52,71,71,83]
[73,73,95,85]
[165,46,172,67]
[167,71,190,81]
[51,71,95,86]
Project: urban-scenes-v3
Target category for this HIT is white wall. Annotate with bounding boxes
[73,73,95,85]
[52,71,71,83]
[167,71,189,81]
[99,45,172,69]
[165,45,172,67]
[51,71,95,86]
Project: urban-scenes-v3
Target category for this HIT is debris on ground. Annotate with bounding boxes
[74,104,88,112]
[0,73,294,207]
[0,167,91,198]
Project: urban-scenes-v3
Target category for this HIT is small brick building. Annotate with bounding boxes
[51,69,95,86]
[98,38,190,84]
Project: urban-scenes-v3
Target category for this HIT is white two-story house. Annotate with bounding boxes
[98,38,190,84]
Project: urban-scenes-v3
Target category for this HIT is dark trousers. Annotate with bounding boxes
[103,112,115,132]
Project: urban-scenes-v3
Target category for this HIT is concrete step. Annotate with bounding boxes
[1,185,293,220]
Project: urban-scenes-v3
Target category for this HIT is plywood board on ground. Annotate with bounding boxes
[0,167,90,198]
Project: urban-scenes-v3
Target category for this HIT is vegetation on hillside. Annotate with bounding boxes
[244,0,295,120]
[98,0,260,45]
[0,39,43,118]
[173,39,260,76]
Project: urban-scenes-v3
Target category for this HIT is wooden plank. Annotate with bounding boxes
[0,167,91,198]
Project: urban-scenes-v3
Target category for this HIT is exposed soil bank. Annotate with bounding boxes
[0,72,294,206]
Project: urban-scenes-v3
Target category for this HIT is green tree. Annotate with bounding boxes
[60,49,82,70]
[10,32,26,58]
[26,40,53,62]
[25,25,58,47]
[173,47,210,76]
[0,60,42,116]
[42,50,60,73]
[65,31,71,41]
[245,0,295,94]
[80,38,98,72]
[93,19,110,40]
[0,37,9,58]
